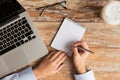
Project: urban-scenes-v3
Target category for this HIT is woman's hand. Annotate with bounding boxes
[72,41,89,74]
[33,51,67,79]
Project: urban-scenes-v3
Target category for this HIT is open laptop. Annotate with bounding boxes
[0,0,48,78]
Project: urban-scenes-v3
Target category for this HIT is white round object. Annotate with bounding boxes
[101,1,120,25]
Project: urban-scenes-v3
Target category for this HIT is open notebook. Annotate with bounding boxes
[51,18,86,55]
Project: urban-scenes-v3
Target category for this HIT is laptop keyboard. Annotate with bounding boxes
[0,17,36,55]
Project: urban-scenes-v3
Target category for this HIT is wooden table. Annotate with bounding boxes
[18,0,120,80]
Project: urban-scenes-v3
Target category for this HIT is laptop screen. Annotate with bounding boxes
[0,0,24,24]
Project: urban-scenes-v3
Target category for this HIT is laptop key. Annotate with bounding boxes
[10,23,14,27]
[14,24,18,28]
[28,36,32,40]
[18,27,22,31]
[25,40,28,43]
[21,35,25,39]
[18,23,22,26]
[3,44,7,48]
[3,40,7,44]
[21,30,25,34]
[3,30,7,34]
[7,28,11,32]
[10,40,14,44]
[24,28,29,32]
[18,19,22,22]
[6,43,10,46]
[25,31,33,37]
[22,25,25,29]
[16,42,21,46]
[10,36,14,40]
[10,26,14,30]
[6,38,10,42]
[22,20,27,24]
[14,34,17,38]
[14,29,18,33]
[20,40,24,44]
[22,17,25,20]
[11,31,14,35]
[0,32,3,36]
[17,32,21,36]
[0,42,3,45]
[0,37,4,40]
[32,35,36,39]
[0,44,16,56]
[3,35,7,38]
[25,24,31,30]
[0,29,2,31]
[7,25,10,28]
[3,27,6,30]
[7,33,11,36]
[14,39,17,43]
[0,46,3,50]
[18,37,21,41]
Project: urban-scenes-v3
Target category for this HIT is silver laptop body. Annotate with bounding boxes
[0,0,48,78]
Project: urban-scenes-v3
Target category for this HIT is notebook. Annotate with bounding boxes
[51,18,86,55]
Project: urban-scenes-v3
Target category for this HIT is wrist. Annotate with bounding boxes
[33,68,42,79]
[76,65,87,74]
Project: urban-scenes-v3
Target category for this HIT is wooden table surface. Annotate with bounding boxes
[18,0,120,80]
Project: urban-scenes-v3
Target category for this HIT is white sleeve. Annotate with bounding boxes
[74,70,95,80]
[2,67,37,80]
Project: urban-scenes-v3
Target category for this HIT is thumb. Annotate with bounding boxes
[83,52,89,58]
[73,46,79,55]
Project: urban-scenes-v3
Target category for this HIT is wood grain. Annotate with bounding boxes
[34,22,120,80]
[17,0,120,80]
[18,0,120,22]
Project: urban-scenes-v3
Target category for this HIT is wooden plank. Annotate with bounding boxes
[18,0,120,22]
[34,22,120,49]
[16,0,120,80]
[42,48,120,80]
[33,22,120,80]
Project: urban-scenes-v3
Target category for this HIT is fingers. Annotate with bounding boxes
[53,52,67,65]
[74,41,89,49]
[50,51,67,69]
[78,41,89,57]
[50,51,63,61]
[72,46,79,55]
[49,51,67,64]
[46,50,57,59]
[72,41,90,57]
[55,63,64,72]
[55,53,67,65]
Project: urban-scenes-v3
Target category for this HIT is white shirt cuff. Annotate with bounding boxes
[19,67,37,80]
[74,70,95,80]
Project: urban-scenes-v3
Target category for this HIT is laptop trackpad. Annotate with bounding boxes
[2,49,28,72]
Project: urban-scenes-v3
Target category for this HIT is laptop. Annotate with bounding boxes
[0,0,48,78]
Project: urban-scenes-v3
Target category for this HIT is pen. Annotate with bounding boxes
[78,47,95,54]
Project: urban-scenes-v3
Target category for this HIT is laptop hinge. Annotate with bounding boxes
[0,14,20,27]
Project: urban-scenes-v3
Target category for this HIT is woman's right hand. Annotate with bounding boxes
[72,41,90,74]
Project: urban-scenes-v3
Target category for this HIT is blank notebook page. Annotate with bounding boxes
[51,18,86,55]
